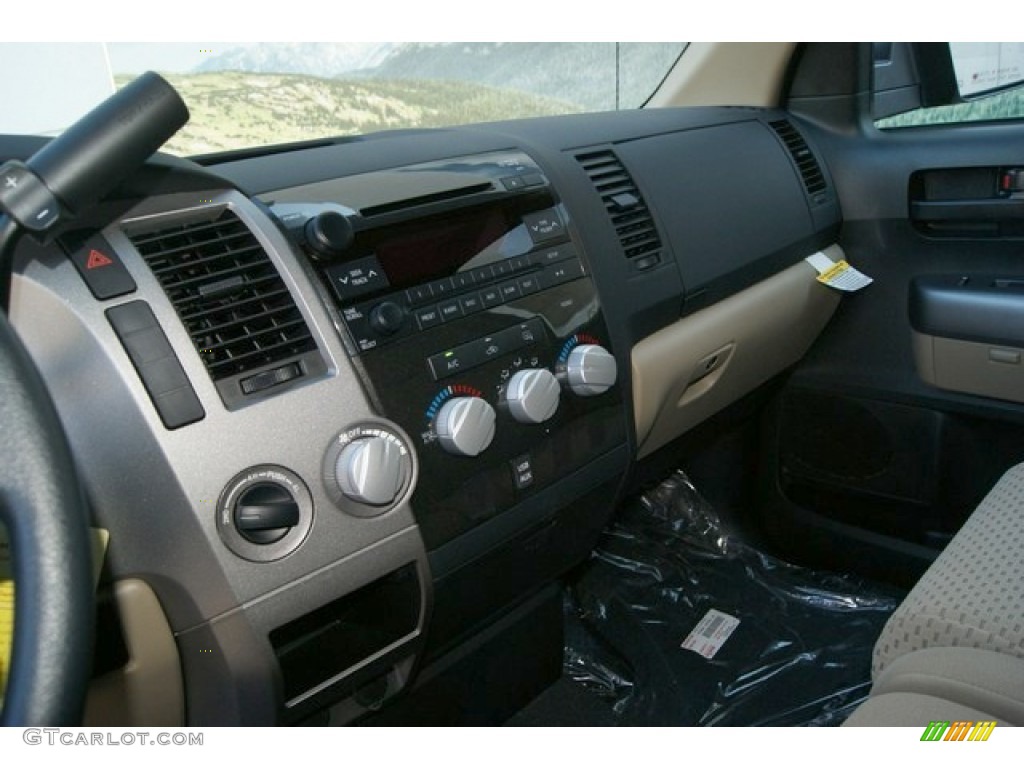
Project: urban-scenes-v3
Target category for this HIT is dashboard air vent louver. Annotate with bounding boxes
[128,208,317,384]
[769,119,828,200]
[577,149,663,268]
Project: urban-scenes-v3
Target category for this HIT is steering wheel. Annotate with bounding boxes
[0,309,94,725]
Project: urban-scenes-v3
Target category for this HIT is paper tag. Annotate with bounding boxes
[681,608,740,659]
[805,251,873,292]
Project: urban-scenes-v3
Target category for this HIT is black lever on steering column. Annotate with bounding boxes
[0,71,189,309]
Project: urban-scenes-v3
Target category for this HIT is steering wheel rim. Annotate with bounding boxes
[0,309,94,726]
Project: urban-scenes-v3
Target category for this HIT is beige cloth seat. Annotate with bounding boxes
[873,463,1024,676]
[845,463,1024,726]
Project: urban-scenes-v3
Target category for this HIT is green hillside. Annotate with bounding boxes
[120,72,581,156]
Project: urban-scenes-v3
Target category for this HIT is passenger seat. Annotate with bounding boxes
[844,463,1024,727]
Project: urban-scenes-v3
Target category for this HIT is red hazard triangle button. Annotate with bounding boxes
[65,234,136,300]
[85,249,114,270]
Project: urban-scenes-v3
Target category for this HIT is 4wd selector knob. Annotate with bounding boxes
[507,368,560,424]
[336,436,406,506]
[435,397,496,457]
[566,344,617,396]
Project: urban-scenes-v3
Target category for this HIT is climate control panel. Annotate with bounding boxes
[357,274,624,549]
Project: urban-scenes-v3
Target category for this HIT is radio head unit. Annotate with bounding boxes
[270,151,626,550]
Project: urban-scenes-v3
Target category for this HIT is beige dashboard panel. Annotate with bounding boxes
[83,578,184,727]
[912,330,1024,404]
[632,246,843,458]
[648,43,797,109]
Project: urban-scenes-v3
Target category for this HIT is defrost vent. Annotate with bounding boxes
[577,149,663,272]
[768,119,828,203]
[127,206,325,408]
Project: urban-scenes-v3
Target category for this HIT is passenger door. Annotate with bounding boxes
[759,42,1024,586]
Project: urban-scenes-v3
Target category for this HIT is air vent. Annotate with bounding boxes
[577,149,663,268]
[127,207,320,400]
[769,119,828,200]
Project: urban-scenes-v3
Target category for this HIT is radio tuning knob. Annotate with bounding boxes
[435,397,496,457]
[335,436,406,506]
[369,301,405,335]
[507,368,560,424]
[566,344,617,396]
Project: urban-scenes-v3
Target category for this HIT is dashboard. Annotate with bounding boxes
[4,104,842,725]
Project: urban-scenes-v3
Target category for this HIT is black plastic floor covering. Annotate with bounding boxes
[560,471,903,726]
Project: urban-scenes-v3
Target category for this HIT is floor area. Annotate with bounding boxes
[507,471,903,726]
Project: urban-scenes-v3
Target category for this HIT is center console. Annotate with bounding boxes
[271,151,626,553]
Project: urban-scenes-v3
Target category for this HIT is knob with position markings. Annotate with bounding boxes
[566,344,617,396]
[435,397,496,457]
[507,368,560,424]
[233,482,300,545]
[335,435,407,506]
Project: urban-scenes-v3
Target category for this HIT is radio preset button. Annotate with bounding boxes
[499,281,521,301]
[405,285,433,305]
[480,287,503,307]
[415,305,442,329]
[452,272,475,290]
[459,293,483,314]
[508,256,530,272]
[438,300,463,322]
[430,277,456,297]
[471,266,494,284]
[518,275,542,296]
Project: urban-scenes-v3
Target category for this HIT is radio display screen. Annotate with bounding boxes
[372,204,533,290]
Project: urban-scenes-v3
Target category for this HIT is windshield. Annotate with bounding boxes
[0,42,687,157]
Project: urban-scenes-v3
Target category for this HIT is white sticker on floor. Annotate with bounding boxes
[681,608,740,659]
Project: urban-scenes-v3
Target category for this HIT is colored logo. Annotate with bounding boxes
[920,720,996,742]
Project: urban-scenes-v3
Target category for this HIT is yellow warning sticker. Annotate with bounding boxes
[1,526,11,704]
[805,252,874,292]
[0,526,108,705]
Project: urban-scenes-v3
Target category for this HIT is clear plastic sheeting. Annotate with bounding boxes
[563,470,902,726]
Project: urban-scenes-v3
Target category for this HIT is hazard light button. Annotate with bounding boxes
[61,231,137,300]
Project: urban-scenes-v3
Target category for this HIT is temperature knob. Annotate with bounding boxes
[435,397,496,457]
[335,436,406,506]
[566,344,617,396]
[507,368,560,424]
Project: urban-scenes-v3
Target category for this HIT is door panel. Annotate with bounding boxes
[759,67,1024,586]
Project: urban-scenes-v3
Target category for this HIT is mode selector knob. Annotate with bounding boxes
[507,368,560,424]
[435,397,496,457]
[566,344,617,396]
[336,436,406,506]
